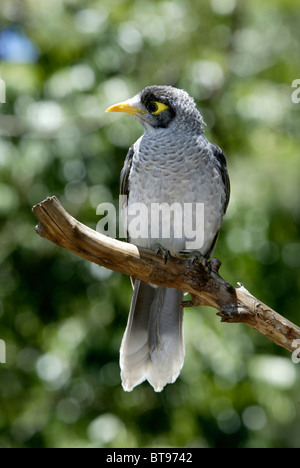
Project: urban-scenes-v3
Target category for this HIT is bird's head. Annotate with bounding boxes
[106,85,205,132]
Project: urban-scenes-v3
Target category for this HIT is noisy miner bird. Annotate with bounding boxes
[106,85,230,392]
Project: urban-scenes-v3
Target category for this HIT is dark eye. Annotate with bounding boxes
[147,101,158,113]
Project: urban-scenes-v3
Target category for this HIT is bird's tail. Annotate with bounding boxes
[120,280,185,392]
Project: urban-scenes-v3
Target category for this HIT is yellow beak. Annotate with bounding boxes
[105,102,145,116]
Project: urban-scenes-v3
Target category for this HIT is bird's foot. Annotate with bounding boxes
[189,251,210,271]
[178,250,210,271]
[152,243,171,264]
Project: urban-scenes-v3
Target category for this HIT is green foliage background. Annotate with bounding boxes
[0,0,300,448]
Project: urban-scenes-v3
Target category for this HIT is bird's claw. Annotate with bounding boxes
[191,252,210,272]
[152,243,171,264]
[179,250,210,271]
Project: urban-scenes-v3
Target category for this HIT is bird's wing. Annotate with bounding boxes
[120,144,134,241]
[120,145,135,286]
[210,142,230,214]
[203,143,230,259]
[120,145,134,198]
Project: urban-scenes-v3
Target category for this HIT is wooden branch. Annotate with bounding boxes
[32,196,300,356]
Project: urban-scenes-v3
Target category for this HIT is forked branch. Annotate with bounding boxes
[32,196,300,356]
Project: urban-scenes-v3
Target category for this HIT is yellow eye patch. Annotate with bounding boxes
[148,101,169,115]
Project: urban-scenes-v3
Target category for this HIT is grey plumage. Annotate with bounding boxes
[120,281,184,392]
[106,85,230,392]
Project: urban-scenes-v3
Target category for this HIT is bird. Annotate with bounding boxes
[106,85,230,392]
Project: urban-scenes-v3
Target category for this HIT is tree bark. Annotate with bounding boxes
[32,196,300,357]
